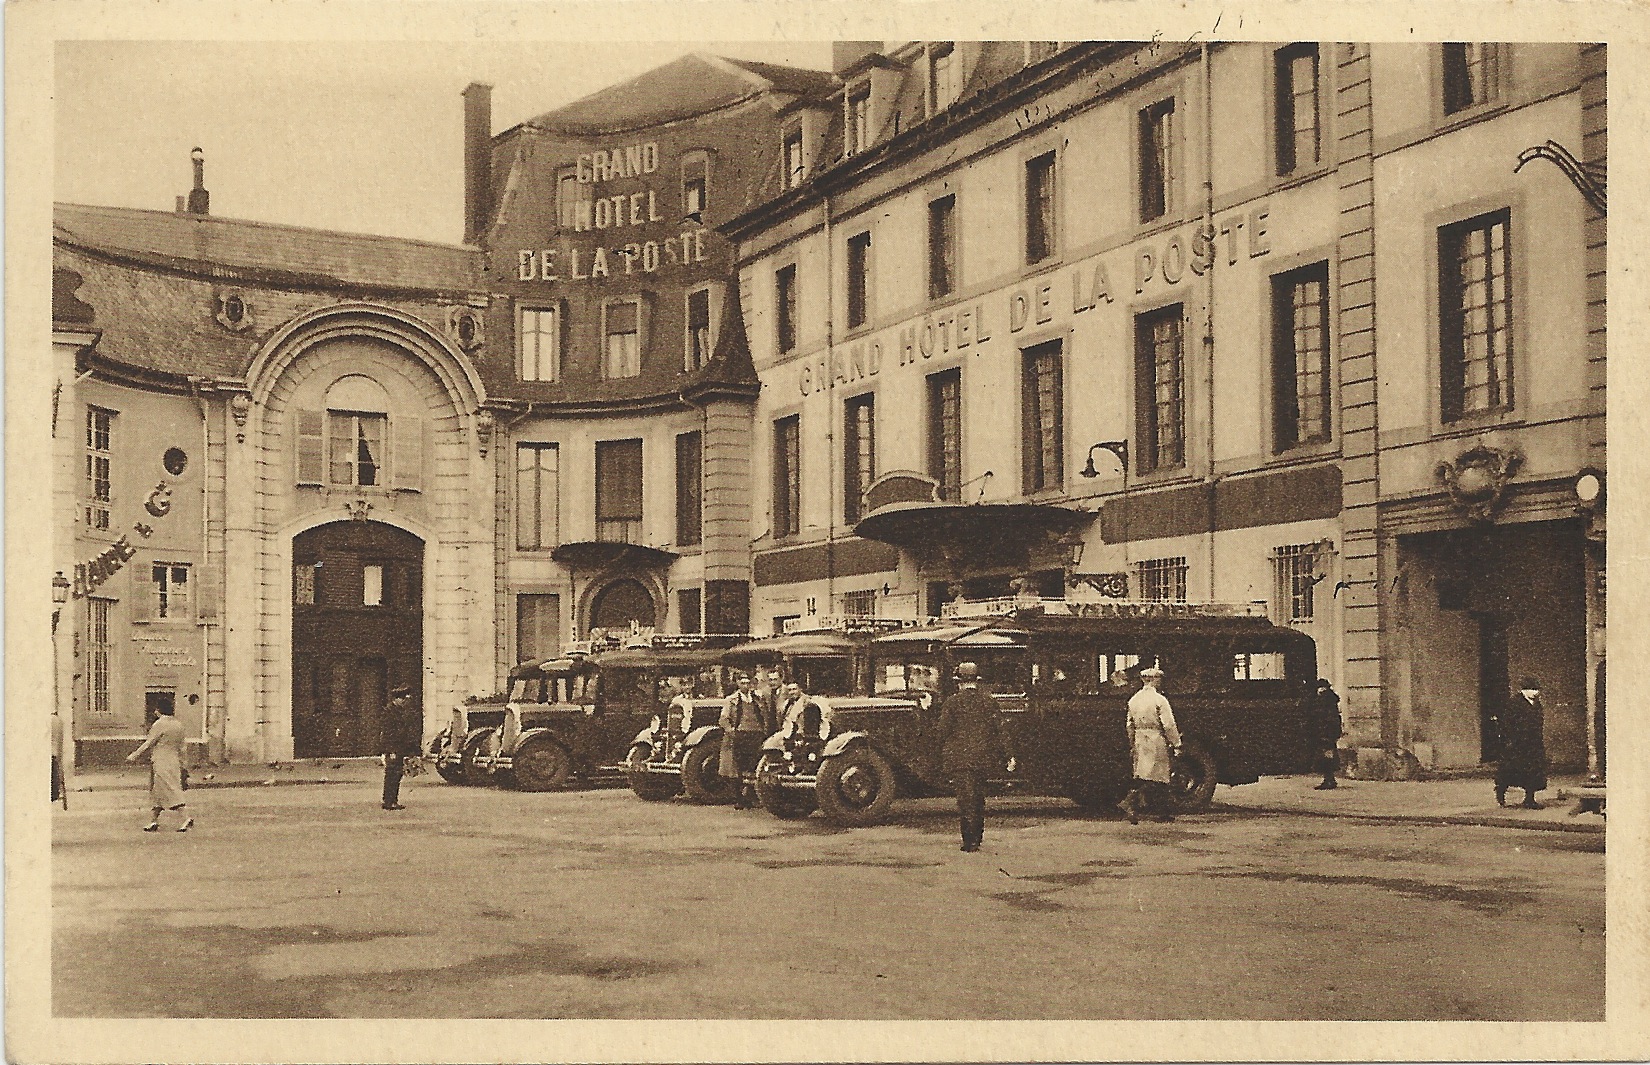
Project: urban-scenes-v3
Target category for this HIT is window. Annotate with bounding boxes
[1021,341,1064,493]
[776,264,798,353]
[362,564,384,607]
[516,593,561,663]
[1135,305,1186,472]
[843,393,876,523]
[1275,44,1321,175]
[1439,210,1513,420]
[603,299,641,379]
[595,439,644,543]
[682,153,708,220]
[676,431,702,547]
[678,588,702,634]
[1272,262,1332,449]
[927,369,962,502]
[85,407,113,530]
[1135,556,1188,602]
[293,562,317,606]
[328,411,385,486]
[519,306,560,382]
[515,443,560,550]
[773,415,801,538]
[557,169,591,230]
[1139,97,1177,222]
[846,231,872,329]
[1024,152,1057,264]
[846,87,871,155]
[151,562,192,620]
[841,589,877,617]
[88,599,111,716]
[685,288,713,370]
[1272,543,1321,624]
[783,126,805,189]
[927,195,957,299]
[1442,43,1500,115]
[929,43,960,112]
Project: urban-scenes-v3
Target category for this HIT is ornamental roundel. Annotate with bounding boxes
[213,288,254,332]
[1435,444,1523,524]
[446,306,485,353]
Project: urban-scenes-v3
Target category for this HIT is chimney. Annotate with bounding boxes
[185,147,210,215]
[463,83,493,245]
[832,42,880,74]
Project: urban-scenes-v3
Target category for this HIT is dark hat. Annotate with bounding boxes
[389,685,413,698]
[1317,678,1333,690]
[955,661,980,679]
[1519,676,1541,690]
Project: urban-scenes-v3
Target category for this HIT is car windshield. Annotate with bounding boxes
[510,677,546,703]
[790,656,854,696]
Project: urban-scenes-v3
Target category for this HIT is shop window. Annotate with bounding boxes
[85,406,114,530]
[927,368,962,502]
[846,85,871,155]
[846,230,872,329]
[1024,152,1057,264]
[1135,305,1186,472]
[783,125,805,189]
[1274,44,1321,175]
[602,299,642,379]
[773,415,801,538]
[516,593,561,663]
[678,587,702,633]
[1138,97,1178,223]
[1439,210,1513,421]
[1272,543,1321,624]
[928,42,960,112]
[1442,43,1500,115]
[519,305,560,382]
[843,393,876,523]
[841,589,877,617]
[1021,340,1064,493]
[595,438,643,543]
[88,598,112,716]
[927,194,957,300]
[1135,556,1188,602]
[515,443,559,550]
[685,287,713,371]
[776,263,798,353]
[676,431,702,547]
[1272,262,1332,449]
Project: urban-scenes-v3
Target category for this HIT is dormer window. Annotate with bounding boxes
[681,151,710,221]
[783,125,805,189]
[846,85,871,155]
[928,43,961,114]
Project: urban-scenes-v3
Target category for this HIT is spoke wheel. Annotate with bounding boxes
[680,740,739,805]
[816,745,899,826]
[1170,740,1219,811]
[626,744,681,801]
[513,738,573,792]
[755,753,816,820]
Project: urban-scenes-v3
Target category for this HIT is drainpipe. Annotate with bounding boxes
[1201,43,1218,601]
[186,377,217,762]
[495,402,535,665]
[823,194,837,614]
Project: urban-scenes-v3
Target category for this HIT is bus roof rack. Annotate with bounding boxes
[939,596,1269,620]
[564,631,750,656]
[780,614,932,636]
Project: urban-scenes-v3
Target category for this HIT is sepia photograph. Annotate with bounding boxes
[12,2,1648,1062]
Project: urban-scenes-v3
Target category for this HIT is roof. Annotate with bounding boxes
[54,202,484,294]
[525,52,836,137]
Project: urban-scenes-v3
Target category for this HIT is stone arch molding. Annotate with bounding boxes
[246,302,486,420]
[577,571,667,634]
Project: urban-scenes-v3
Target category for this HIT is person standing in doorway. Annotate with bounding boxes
[937,661,1014,852]
[1311,679,1343,790]
[719,673,767,808]
[1495,676,1549,809]
[1120,665,1182,824]
[380,685,419,811]
[126,702,191,832]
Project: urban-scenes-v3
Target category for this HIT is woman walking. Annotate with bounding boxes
[126,704,191,832]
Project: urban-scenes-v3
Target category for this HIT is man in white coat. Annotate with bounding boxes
[1120,665,1182,824]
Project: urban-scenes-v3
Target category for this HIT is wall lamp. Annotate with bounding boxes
[1080,441,1129,478]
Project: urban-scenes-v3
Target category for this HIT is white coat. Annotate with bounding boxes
[1126,685,1182,784]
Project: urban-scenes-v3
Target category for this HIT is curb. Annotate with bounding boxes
[1219,802,1605,834]
[73,777,369,793]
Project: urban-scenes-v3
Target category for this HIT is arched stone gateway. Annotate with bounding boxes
[588,578,658,633]
[291,521,424,757]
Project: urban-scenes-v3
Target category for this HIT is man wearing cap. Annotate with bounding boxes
[1120,665,1182,824]
[1493,676,1549,809]
[937,661,1014,852]
[379,685,419,811]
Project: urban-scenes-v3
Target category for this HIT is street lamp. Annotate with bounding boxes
[1080,440,1129,478]
[52,570,71,630]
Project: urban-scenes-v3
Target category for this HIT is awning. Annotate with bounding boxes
[550,541,679,569]
[853,500,1092,555]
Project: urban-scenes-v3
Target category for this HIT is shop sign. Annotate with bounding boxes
[74,481,177,597]
[132,631,198,669]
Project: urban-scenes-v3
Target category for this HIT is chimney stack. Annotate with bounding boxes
[463,83,493,245]
[186,147,210,215]
[832,42,880,74]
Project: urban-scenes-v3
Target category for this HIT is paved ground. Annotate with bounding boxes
[53,773,1604,1021]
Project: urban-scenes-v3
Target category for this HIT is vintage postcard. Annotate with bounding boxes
[8,0,1647,1062]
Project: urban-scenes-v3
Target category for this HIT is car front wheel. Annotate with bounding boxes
[816,745,899,826]
[626,744,681,801]
[755,753,816,820]
[1170,740,1219,811]
[680,740,738,805]
[513,738,573,792]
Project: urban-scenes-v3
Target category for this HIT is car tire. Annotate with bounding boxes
[626,744,681,801]
[513,738,573,792]
[1170,739,1219,811]
[816,745,899,826]
[755,753,816,820]
[459,731,496,786]
[430,731,465,785]
[680,740,739,805]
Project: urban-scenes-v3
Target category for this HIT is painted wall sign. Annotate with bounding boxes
[575,142,661,184]
[74,479,178,597]
[517,230,707,282]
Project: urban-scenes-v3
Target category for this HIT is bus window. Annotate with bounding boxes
[510,677,546,703]
[972,649,1028,696]
[1233,652,1287,681]
[796,657,853,696]
[1033,648,1091,693]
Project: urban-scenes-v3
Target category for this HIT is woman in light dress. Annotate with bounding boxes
[126,704,192,832]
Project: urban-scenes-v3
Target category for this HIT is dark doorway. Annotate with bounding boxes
[1475,612,1509,763]
[588,578,655,632]
[144,690,175,728]
[292,521,423,757]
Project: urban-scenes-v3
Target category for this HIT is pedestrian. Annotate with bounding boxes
[719,673,768,808]
[125,701,191,832]
[779,682,825,741]
[937,661,1014,852]
[1119,665,1182,824]
[380,685,419,811]
[1311,679,1343,790]
[1494,676,1549,809]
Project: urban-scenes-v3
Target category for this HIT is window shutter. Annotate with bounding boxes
[295,409,325,485]
[195,562,220,620]
[392,416,424,492]
[129,563,154,622]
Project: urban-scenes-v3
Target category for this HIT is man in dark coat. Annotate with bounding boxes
[1494,676,1548,809]
[379,685,419,811]
[937,661,1014,852]
[1311,679,1343,790]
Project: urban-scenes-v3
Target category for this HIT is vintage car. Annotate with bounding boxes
[754,597,1319,825]
[601,634,745,801]
[429,655,600,789]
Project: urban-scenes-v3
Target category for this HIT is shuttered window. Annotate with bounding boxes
[927,369,962,502]
[776,264,798,353]
[595,438,644,543]
[843,393,875,523]
[1021,341,1064,493]
[296,409,326,485]
[88,599,112,716]
[516,594,561,663]
[1135,305,1186,473]
[773,415,801,538]
[675,431,702,547]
